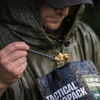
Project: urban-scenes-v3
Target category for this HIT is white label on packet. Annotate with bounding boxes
[45,82,87,100]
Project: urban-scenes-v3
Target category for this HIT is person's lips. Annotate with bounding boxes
[52,17,63,21]
[46,16,64,22]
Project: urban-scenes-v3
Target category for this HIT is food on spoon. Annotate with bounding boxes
[55,53,69,64]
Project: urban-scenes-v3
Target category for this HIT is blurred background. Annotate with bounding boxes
[81,0,100,38]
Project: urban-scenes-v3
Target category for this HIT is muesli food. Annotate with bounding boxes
[55,53,69,64]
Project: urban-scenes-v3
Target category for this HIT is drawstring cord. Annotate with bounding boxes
[49,36,70,47]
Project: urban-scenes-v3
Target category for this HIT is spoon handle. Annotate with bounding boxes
[28,49,62,62]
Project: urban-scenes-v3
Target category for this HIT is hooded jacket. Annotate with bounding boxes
[0,0,100,100]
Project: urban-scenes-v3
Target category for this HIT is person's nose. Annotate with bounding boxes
[56,7,69,16]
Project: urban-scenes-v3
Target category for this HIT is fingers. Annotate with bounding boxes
[0,50,28,65]
[0,42,29,58]
[0,61,27,85]
[0,42,29,86]
[5,57,27,70]
[13,62,28,78]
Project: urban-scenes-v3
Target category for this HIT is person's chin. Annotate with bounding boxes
[46,23,61,31]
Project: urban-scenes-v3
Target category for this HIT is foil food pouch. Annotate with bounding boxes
[35,60,100,100]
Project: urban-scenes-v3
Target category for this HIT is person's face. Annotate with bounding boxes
[41,0,70,31]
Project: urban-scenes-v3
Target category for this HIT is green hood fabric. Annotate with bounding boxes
[0,0,88,49]
[0,0,100,100]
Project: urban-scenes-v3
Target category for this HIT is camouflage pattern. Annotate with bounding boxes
[0,0,100,100]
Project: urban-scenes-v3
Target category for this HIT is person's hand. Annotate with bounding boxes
[0,42,29,89]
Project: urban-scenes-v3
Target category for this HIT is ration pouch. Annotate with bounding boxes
[35,60,100,100]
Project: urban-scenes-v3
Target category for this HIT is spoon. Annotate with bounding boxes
[28,49,64,62]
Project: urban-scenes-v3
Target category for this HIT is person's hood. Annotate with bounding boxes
[0,0,85,49]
